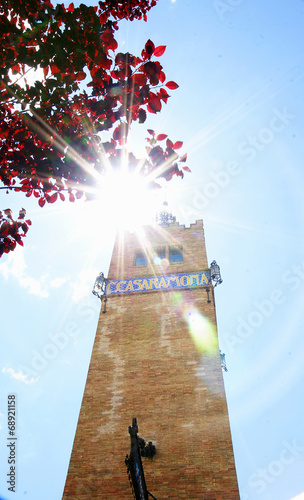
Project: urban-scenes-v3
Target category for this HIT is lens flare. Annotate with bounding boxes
[153,256,162,265]
[184,308,218,354]
[170,292,218,354]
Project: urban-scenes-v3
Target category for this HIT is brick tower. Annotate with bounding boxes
[63,218,240,499]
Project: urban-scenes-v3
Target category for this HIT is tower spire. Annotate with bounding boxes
[155,201,176,226]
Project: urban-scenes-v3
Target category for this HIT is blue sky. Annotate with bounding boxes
[1,1,304,499]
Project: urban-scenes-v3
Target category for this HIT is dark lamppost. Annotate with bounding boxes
[92,272,108,313]
[210,260,223,287]
[125,418,157,500]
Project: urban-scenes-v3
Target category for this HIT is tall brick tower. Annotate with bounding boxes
[63,218,240,499]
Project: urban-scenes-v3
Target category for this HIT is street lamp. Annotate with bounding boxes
[210,260,223,287]
[220,350,228,372]
[125,418,157,500]
[92,272,108,313]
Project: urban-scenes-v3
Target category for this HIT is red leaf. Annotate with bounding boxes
[11,64,21,75]
[148,94,161,113]
[17,239,24,246]
[21,222,28,233]
[147,129,155,136]
[180,153,187,162]
[69,192,75,202]
[26,219,32,225]
[50,64,60,75]
[138,108,146,124]
[154,45,166,57]
[1,224,9,236]
[145,39,155,55]
[173,141,183,149]
[68,3,74,12]
[166,139,173,149]
[38,198,46,208]
[112,125,119,141]
[159,87,169,103]
[76,71,86,81]
[59,192,65,201]
[147,104,155,114]
[182,166,191,172]
[132,73,147,86]
[166,81,179,90]
[48,193,58,203]
[159,71,166,83]
[75,190,83,199]
[113,123,128,141]
[156,134,167,141]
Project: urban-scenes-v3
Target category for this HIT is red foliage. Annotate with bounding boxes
[0,208,31,257]
[145,131,187,182]
[0,0,189,257]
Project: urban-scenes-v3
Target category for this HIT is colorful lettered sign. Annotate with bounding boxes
[106,271,211,295]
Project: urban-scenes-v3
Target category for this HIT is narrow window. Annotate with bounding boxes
[134,251,147,266]
[169,247,183,263]
[156,247,166,259]
[153,247,166,265]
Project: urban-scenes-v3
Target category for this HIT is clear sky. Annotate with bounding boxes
[1,1,304,499]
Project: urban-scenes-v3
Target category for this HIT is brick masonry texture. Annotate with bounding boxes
[63,220,240,499]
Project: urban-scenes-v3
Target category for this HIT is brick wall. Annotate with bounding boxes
[63,221,240,499]
[108,220,208,280]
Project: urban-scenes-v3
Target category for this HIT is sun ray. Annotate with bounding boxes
[181,61,304,158]
[3,63,189,243]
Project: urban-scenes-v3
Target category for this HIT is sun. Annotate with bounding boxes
[74,167,163,242]
[56,159,167,265]
[93,169,162,232]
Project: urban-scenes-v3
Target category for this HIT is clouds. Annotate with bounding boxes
[0,247,67,298]
[0,246,26,280]
[69,268,99,303]
[2,367,39,385]
[0,247,98,302]
[50,277,67,288]
[0,248,48,297]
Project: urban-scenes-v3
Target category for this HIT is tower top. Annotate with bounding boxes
[108,219,208,281]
